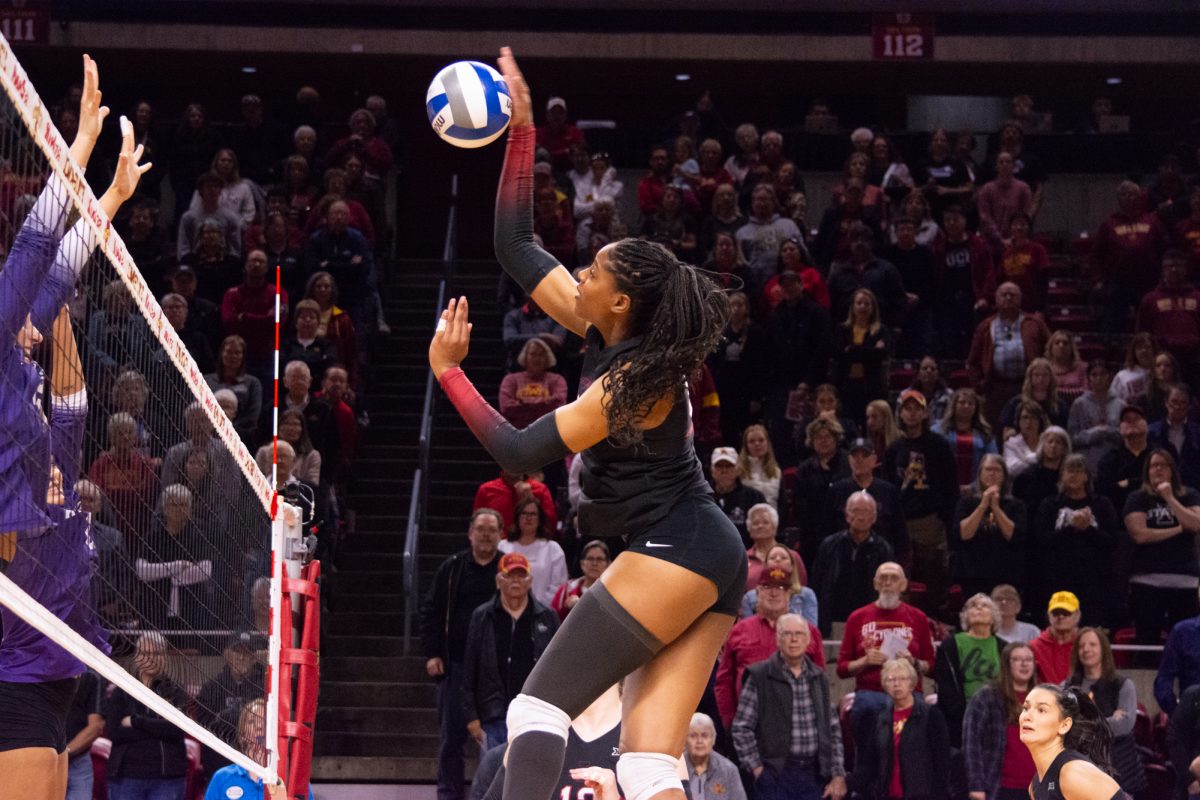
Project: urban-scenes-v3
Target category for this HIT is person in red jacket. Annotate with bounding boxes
[836,561,935,754]
[998,213,1049,311]
[221,249,289,378]
[535,96,585,173]
[1028,590,1082,684]
[1136,250,1200,384]
[1092,179,1170,333]
[325,108,394,181]
[713,564,824,728]
[473,469,558,533]
[637,146,672,218]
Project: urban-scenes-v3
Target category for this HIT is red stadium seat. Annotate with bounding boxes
[1048,306,1098,333]
[948,369,972,389]
[1112,627,1136,668]
[185,737,203,800]
[1153,711,1170,762]
[91,737,111,800]
[890,363,916,391]
[1046,278,1084,304]
[1133,701,1152,750]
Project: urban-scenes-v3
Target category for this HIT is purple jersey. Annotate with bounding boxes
[0,503,110,682]
[0,390,109,681]
[0,227,59,537]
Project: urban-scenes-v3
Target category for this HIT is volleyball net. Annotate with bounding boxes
[0,37,303,787]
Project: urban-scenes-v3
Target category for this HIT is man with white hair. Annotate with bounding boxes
[731,614,847,800]
[685,712,745,800]
[810,491,895,636]
[715,562,824,729]
[836,561,935,756]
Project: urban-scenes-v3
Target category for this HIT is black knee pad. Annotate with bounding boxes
[522,581,663,719]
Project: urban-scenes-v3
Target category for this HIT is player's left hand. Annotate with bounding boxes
[569,766,620,800]
[108,116,152,203]
[429,296,472,378]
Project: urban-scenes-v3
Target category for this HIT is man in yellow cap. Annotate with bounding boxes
[1029,590,1081,683]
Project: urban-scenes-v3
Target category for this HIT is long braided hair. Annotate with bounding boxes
[600,239,729,448]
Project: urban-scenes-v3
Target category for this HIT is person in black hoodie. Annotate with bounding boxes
[883,389,958,615]
[103,632,191,799]
[853,657,949,800]
[764,269,831,465]
[419,509,503,800]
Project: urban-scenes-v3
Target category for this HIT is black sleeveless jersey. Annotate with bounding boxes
[576,326,712,542]
[1031,749,1127,800]
[557,724,623,800]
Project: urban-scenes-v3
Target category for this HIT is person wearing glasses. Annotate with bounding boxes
[731,614,848,800]
[967,282,1051,435]
[550,540,611,621]
[963,642,1041,800]
[499,497,568,607]
[462,553,559,751]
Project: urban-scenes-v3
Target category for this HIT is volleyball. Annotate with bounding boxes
[426,60,512,148]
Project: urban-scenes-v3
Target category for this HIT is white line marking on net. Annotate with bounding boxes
[0,569,276,784]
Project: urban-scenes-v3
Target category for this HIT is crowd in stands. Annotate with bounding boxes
[423,90,1200,800]
[0,83,402,800]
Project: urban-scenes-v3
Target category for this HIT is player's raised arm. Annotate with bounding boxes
[493,47,588,337]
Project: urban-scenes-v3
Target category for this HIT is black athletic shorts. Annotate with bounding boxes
[0,676,80,753]
[625,494,748,616]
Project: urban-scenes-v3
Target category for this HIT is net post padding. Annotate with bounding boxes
[0,32,281,783]
[278,559,320,800]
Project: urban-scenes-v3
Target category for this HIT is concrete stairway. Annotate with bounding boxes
[312,260,508,783]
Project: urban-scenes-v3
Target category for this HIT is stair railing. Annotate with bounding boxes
[403,174,457,654]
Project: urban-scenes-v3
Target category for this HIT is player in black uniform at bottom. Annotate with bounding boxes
[473,684,692,800]
[1020,684,1129,800]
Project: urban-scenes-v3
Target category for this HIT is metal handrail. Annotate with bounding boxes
[403,174,457,654]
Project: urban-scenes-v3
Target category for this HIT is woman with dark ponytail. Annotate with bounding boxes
[426,49,778,800]
[1019,684,1129,799]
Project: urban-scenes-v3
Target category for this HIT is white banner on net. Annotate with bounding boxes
[0,34,286,784]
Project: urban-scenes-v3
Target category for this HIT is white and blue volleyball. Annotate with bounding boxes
[426,61,512,148]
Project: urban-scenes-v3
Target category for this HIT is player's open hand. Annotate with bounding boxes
[429,296,472,378]
[497,47,532,127]
[108,115,152,203]
[569,767,620,800]
[76,54,109,145]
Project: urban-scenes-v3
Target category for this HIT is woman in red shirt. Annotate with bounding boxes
[854,657,949,799]
[963,641,1040,800]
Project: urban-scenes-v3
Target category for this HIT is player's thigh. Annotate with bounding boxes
[598,551,719,644]
[619,611,734,756]
[0,746,66,800]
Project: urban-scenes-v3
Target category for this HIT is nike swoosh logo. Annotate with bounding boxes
[644,542,672,548]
